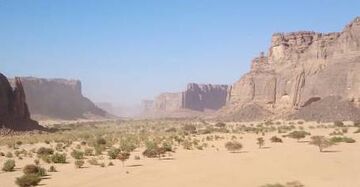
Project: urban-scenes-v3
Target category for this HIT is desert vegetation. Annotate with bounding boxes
[0,119,360,186]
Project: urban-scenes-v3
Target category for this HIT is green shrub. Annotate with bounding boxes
[107,148,121,159]
[71,150,84,159]
[96,137,107,145]
[224,141,243,152]
[119,141,137,153]
[330,136,356,144]
[286,131,310,142]
[51,153,66,163]
[2,159,15,172]
[37,147,54,156]
[15,174,41,187]
[23,165,43,176]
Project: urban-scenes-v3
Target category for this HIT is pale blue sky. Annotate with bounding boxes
[1,0,359,106]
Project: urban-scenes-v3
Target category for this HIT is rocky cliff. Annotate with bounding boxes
[10,77,107,120]
[148,83,229,116]
[0,74,43,131]
[183,83,229,111]
[223,17,360,122]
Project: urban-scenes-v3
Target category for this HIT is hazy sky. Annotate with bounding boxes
[1,0,359,106]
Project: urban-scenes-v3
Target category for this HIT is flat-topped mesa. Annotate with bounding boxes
[0,73,43,131]
[10,77,107,120]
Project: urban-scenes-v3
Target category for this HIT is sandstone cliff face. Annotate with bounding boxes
[11,77,107,120]
[154,92,183,112]
[224,17,360,121]
[148,83,229,115]
[183,83,229,111]
[0,74,43,131]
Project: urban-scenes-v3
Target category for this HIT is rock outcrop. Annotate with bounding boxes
[0,74,43,131]
[222,17,360,122]
[183,83,229,112]
[10,77,108,120]
[144,83,229,117]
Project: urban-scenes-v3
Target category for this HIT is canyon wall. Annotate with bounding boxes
[0,74,43,131]
[10,77,108,120]
[183,83,229,111]
[148,83,229,116]
[223,17,360,122]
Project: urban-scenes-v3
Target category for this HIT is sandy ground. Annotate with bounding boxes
[1,128,360,187]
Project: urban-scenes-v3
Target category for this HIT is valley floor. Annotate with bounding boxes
[1,126,360,187]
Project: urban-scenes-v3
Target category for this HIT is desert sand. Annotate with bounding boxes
[1,121,360,187]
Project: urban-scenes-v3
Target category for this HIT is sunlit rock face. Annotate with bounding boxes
[10,77,107,120]
[0,74,43,131]
[151,83,229,113]
[223,17,360,122]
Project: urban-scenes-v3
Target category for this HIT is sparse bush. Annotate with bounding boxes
[309,136,333,152]
[257,137,265,149]
[15,174,41,187]
[96,137,107,145]
[37,147,54,156]
[23,164,46,176]
[71,150,84,160]
[224,141,243,152]
[270,136,283,143]
[215,122,226,128]
[330,136,356,144]
[75,160,85,168]
[117,152,130,167]
[51,153,66,163]
[107,148,121,159]
[287,131,310,142]
[84,148,94,156]
[2,159,15,172]
[119,141,137,153]
[183,124,196,133]
[334,121,344,127]
[48,165,57,172]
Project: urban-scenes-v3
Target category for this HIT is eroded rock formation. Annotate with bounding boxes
[145,83,229,116]
[0,74,43,131]
[10,77,107,120]
[223,17,360,122]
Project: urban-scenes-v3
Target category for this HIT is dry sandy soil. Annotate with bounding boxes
[1,124,360,187]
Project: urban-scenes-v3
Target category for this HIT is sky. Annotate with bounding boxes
[1,0,360,106]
